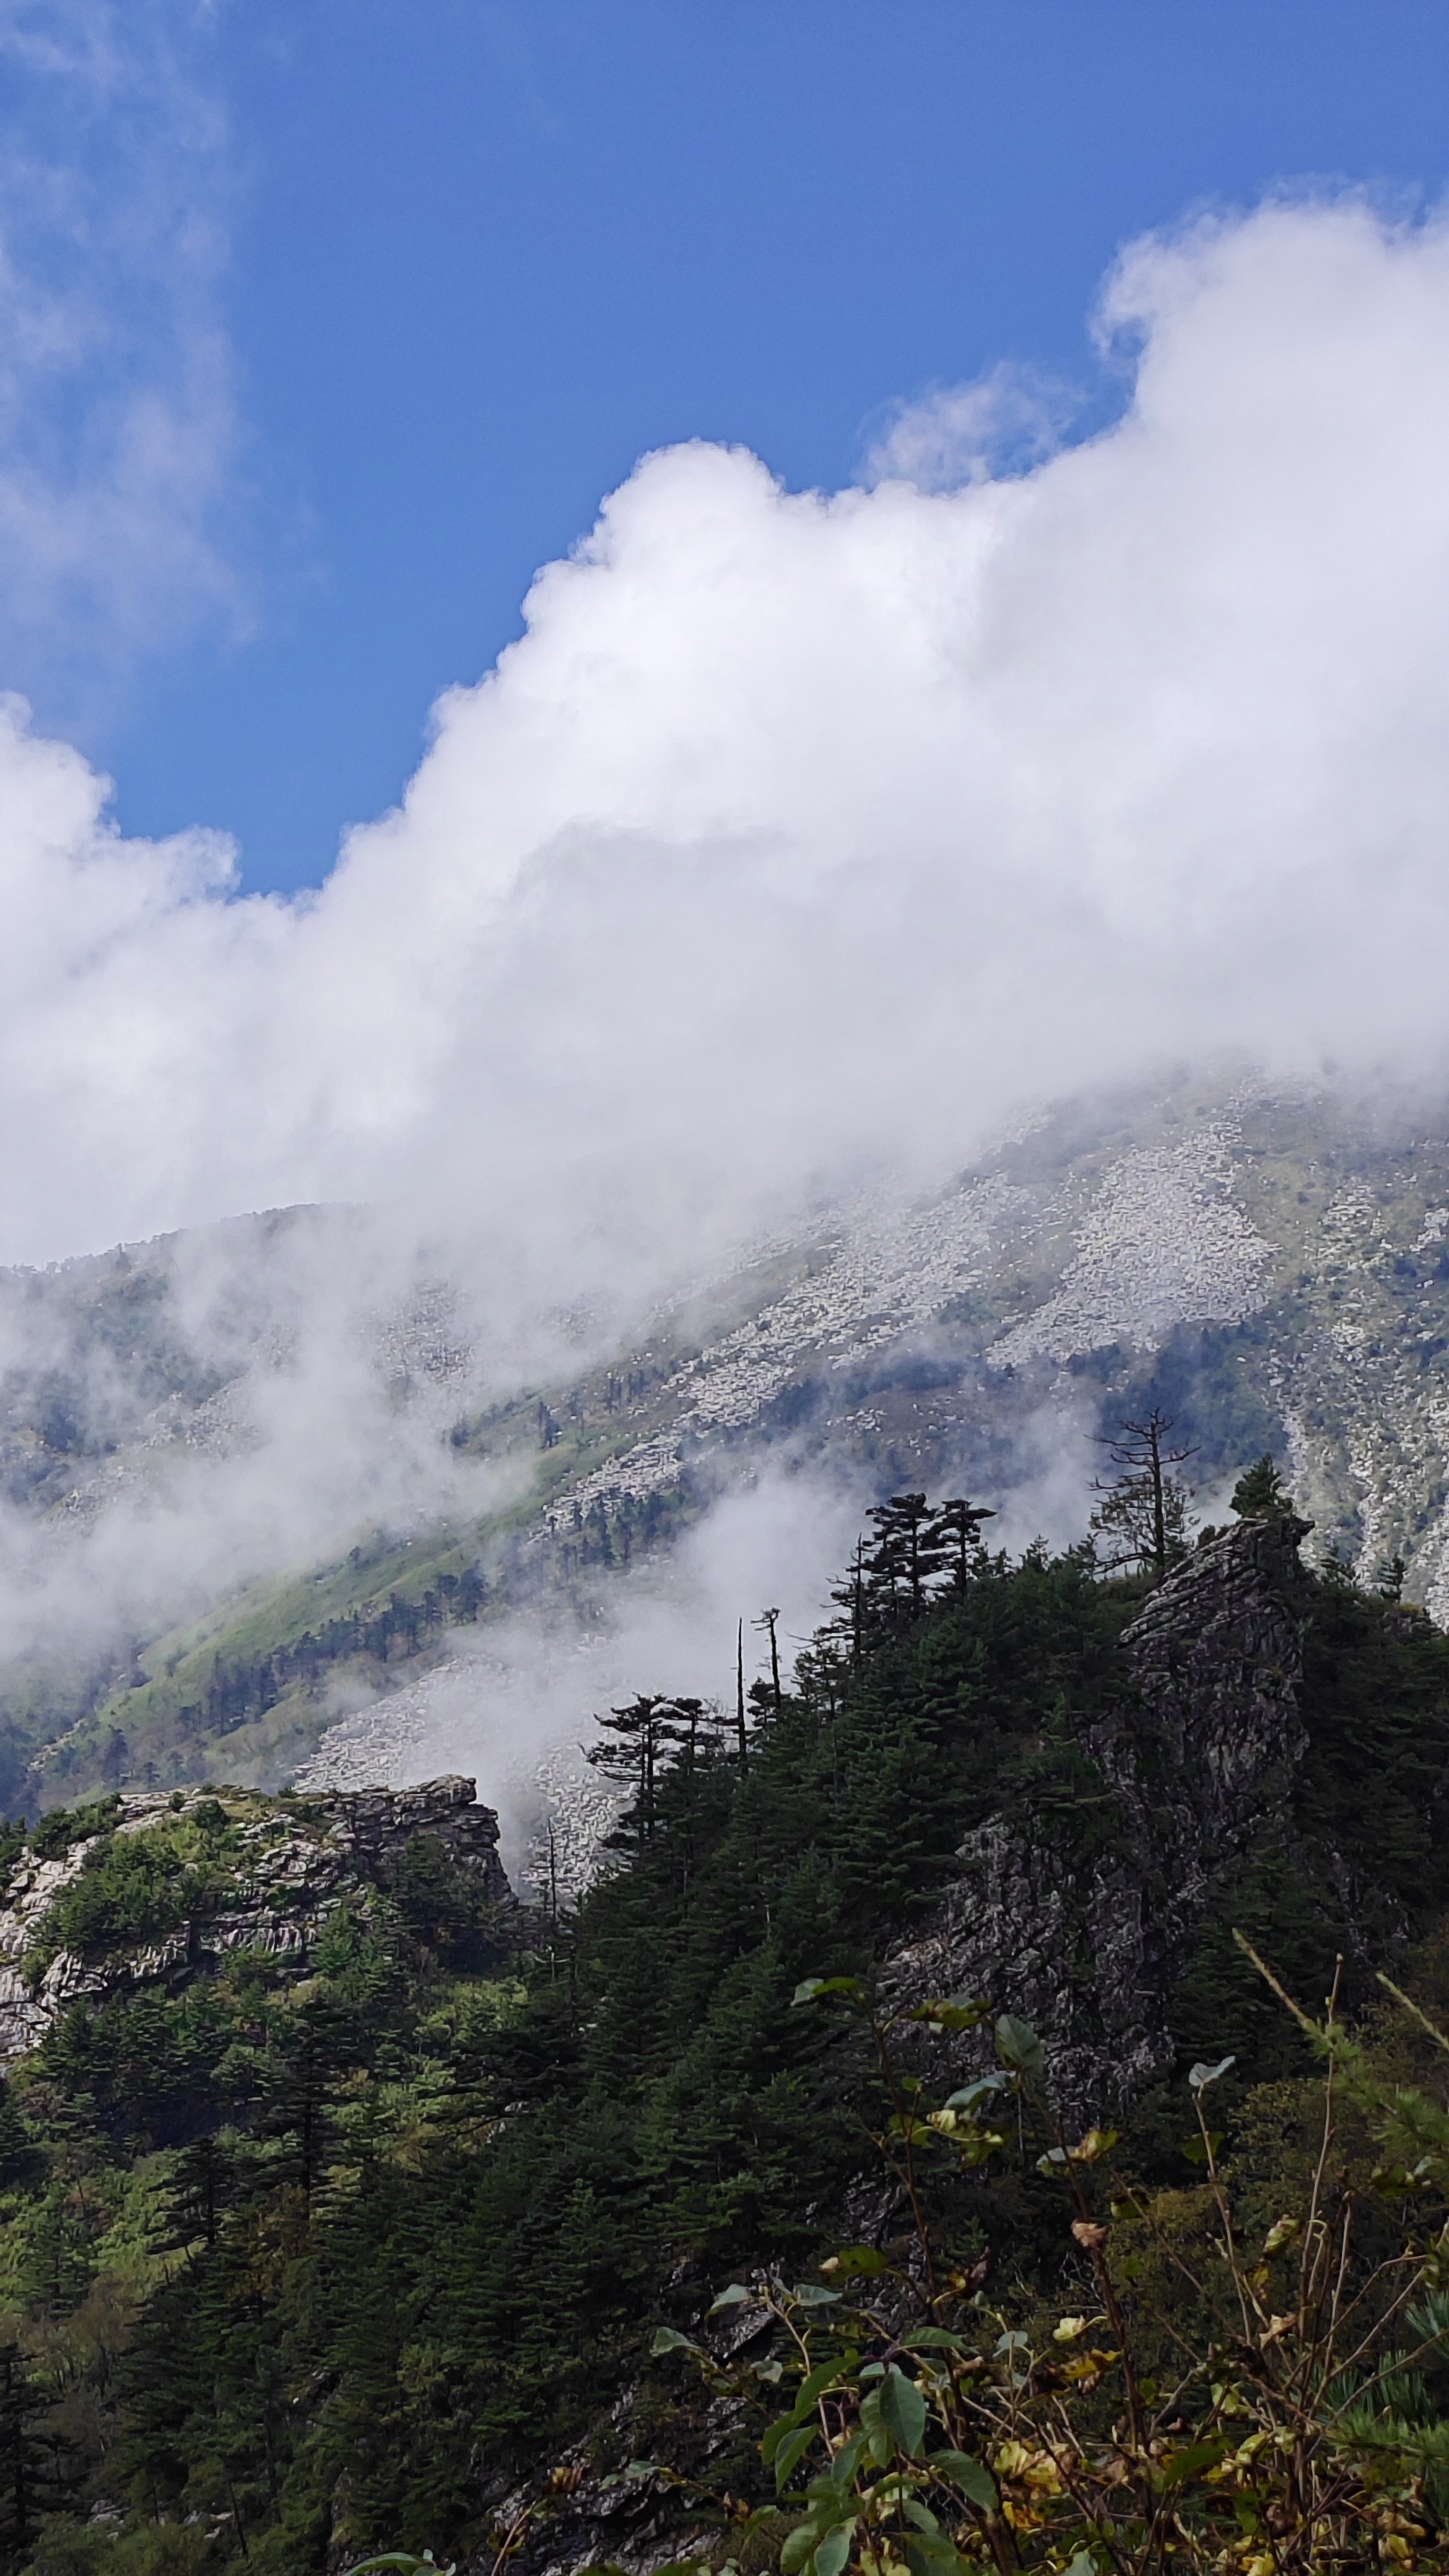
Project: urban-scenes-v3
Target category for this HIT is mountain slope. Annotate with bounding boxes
[2,1495,1448,2570]
[14,1070,1449,1811]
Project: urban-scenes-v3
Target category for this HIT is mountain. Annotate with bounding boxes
[2,1491,1449,2570]
[11,1068,1449,1815]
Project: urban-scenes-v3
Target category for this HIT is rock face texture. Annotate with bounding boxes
[883,1515,1360,2119]
[0,1774,514,2064]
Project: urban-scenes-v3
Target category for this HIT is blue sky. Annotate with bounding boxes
[6,0,1449,894]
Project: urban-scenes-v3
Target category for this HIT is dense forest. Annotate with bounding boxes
[7,1479,1449,2572]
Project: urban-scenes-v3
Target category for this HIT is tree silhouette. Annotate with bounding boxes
[930,1495,996,1591]
[1090,1409,1197,1581]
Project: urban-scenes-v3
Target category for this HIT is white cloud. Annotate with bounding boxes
[3,193,1449,1328]
[328,1459,871,1861]
[865,358,1075,490]
[15,189,1449,1766]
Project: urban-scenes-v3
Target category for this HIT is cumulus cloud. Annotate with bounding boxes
[4,193,1449,1327]
[21,191,1449,1781]
[864,358,1076,490]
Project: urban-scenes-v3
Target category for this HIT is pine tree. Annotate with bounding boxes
[864,1495,950,1621]
[0,2077,37,2192]
[1090,1410,1197,1580]
[0,2346,74,2561]
[824,1539,871,1671]
[1231,1453,1293,1519]
[929,1496,996,1591]
[586,1694,684,1841]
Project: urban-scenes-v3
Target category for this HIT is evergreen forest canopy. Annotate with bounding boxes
[7,1466,1449,2572]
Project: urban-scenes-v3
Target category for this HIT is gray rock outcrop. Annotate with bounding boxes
[0,1774,515,2065]
[884,1514,1322,2117]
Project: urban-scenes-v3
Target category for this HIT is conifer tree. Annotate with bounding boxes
[754,1607,783,1711]
[0,2076,36,2192]
[825,1539,870,1671]
[586,1693,682,1840]
[1230,1453,1302,1521]
[1090,1409,1197,1580]
[0,2346,74,2561]
[864,1494,950,1620]
[928,1495,996,1589]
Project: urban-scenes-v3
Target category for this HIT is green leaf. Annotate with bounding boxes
[791,2284,842,2307]
[805,2479,857,2518]
[904,2328,964,2350]
[787,2358,853,2424]
[1160,2435,1233,2490]
[1072,2126,1119,2163]
[829,2430,868,2491]
[860,2386,893,2468]
[651,2327,700,2354]
[927,2452,997,2510]
[904,2534,968,2576]
[877,2364,928,2457]
[780,2524,819,2574]
[709,2284,751,2313]
[792,1976,868,2009]
[1180,2133,1223,2167]
[890,2112,947,2148]
[821,2244,890,2278]
[904,1996,990,2031]
[994,2013,1045,2090]
[814,2526,853,2576]
[944,2075,1007,2112]
[774,2424,819,2492]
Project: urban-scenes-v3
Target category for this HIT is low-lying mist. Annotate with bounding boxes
[297,1435,1103,1877]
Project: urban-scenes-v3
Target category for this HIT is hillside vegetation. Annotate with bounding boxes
[6,1484,1449,2570]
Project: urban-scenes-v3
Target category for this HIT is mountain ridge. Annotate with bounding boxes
[12,1070,1449,1812]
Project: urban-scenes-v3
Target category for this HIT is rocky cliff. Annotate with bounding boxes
[462,1514,1449,2576]
[886,1510,1447,2121]
[0,1772,515,2064]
